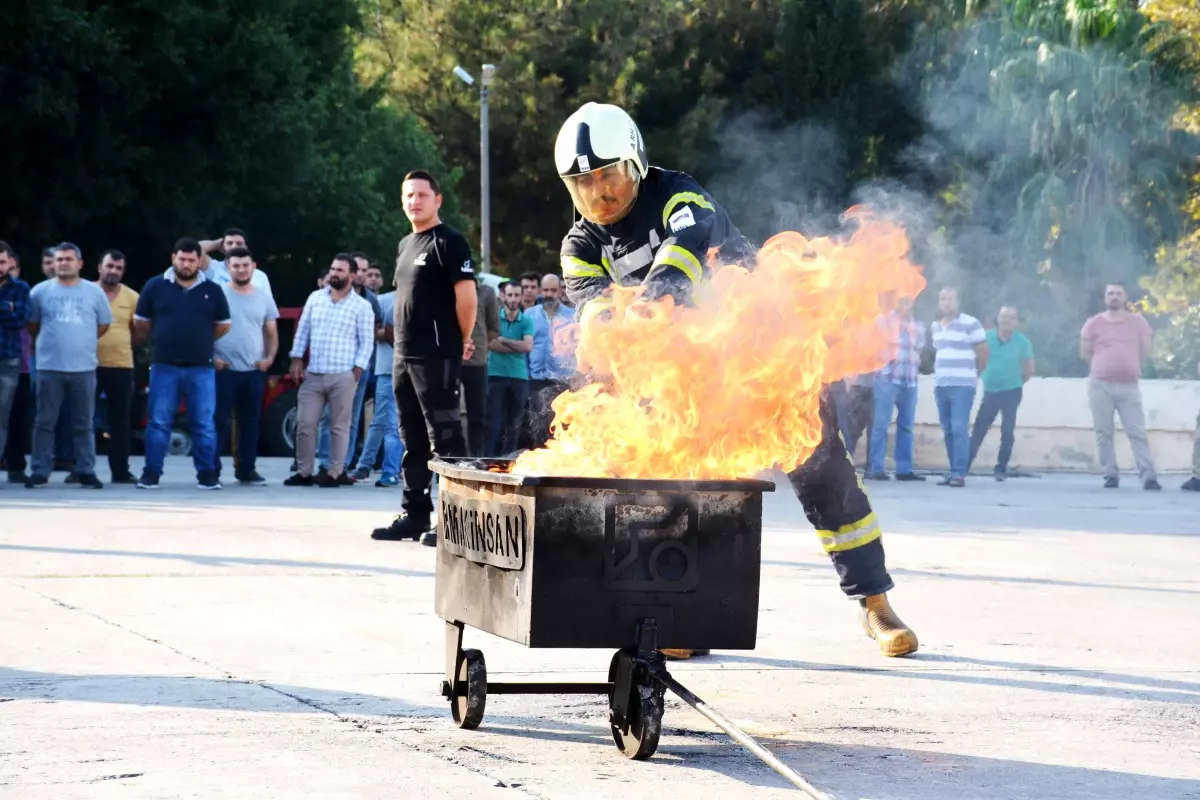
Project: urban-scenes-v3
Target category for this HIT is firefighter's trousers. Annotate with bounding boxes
[785,390,894,599]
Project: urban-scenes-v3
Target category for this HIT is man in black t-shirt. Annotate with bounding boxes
[372,170,478,545]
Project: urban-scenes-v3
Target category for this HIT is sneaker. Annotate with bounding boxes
[25,474,48,489]
[136,471,160,489]
[419,529,438,547]
[864,472,891,481]
[237,472,268,486]
[994,471,1007,482]
[1144,479,1162,491]
[946,477,965,488]
[351,467,371,482]
[64,472,80,485]
[1104,476,1119,489]
[375,473,400,487]
[895,472,926,482]
[8,471,28,484]
[315,471,339,488]
[77,473,104,489]
[111,473,138,485]
[334,472,355,486]
[371,514,430,541]
[283,473,315,487]
[197,471,223,490]
[937,476,953,486]
[1182,477,1200,492]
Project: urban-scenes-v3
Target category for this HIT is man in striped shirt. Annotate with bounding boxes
[930,286,988,486]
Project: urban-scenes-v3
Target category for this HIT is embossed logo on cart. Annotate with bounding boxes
[441,496,527,570]
[604,499,699,592]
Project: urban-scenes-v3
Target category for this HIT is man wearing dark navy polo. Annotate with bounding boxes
[133,238,232,489]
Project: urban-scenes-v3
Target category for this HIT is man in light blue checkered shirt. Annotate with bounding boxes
[285,254,375,486]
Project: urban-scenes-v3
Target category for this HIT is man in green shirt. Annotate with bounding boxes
[486,281,534,455]
[968,304,1035,480]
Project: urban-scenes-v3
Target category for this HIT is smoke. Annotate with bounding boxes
[703,13,1199,375]
[707,112,851,243]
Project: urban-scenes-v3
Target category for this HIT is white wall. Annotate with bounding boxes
[853,377,1200,473]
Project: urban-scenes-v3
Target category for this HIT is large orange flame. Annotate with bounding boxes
[513,208,926,479]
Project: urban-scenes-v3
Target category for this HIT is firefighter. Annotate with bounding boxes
[554,102,918,659]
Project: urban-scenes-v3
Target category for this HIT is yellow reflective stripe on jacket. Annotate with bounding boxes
[816,512,882,553]
[561,255,608,279]
[653,243,704,284]
[661,192,716,228]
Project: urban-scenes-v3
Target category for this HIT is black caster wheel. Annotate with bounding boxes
[451,649,487,730]
[608,652,664,760]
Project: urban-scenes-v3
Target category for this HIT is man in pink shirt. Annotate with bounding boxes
[1080,282,1160,490]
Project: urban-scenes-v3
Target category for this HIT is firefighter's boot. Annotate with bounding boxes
[860,594,918,657]
[658,649,711,661]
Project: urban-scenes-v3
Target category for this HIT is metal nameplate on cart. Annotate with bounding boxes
[440,495,527,570]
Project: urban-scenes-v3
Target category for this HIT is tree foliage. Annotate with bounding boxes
[0,0,456,305]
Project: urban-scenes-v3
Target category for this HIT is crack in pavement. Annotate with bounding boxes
[8,581,550,798]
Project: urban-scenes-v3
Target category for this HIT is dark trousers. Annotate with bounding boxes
[460,364,489,457]
[3,373,31,474]
[54,392,75,466]
[969,387,1023,474]
[395,358,467,523]
[96,367,134,478]
[215,369,267,479]
[487,376,530,457]
[833,381,875,465]
[786,389,893,599]
[33,370,97,478]
[528,378,567,449]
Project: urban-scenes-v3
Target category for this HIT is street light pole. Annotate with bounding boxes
[480,64,495,274]
[453,64,495,274]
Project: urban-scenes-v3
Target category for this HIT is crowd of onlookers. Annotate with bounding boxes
[844,280,1200,491]
[4,180,1199,498]
[0,171,579,496]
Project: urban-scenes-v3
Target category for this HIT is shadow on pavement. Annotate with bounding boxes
[762,558,1200,596]
[3,667,1196,797]
[0,543,431,578]
[708,653,1200,705]
[0,668,446,718]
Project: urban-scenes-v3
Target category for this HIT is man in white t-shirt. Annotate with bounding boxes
[198,228,273,296]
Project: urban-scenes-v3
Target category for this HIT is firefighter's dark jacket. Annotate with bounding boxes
[560,168,754,314]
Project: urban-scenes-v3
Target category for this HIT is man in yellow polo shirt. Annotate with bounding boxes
[95,250,140,484]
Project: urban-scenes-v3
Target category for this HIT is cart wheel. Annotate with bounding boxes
[612,689,662,760]
[451,649,487,730]
[608,655,663,760]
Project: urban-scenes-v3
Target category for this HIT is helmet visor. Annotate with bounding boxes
[562,160,640,226]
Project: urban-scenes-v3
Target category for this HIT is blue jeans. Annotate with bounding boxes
[145,364,217,478]
[869,378,918,475]
[318,372,368,470]
[934,385,976,478]
[355,375,404,475]
[214,369,267,479]
[487,377,530,456]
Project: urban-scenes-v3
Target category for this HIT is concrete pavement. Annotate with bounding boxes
[1,458,1198,799]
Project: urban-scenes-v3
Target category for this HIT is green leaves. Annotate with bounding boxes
[0,0,451,305]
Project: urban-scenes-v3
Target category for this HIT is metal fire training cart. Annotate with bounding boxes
[430,458,831,796]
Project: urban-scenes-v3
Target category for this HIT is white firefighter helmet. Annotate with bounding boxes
[555,102,648,225]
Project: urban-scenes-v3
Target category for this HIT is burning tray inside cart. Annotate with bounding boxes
[431,457,773,651]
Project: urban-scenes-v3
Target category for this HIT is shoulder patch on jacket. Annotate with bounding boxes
[668,206,696,233]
